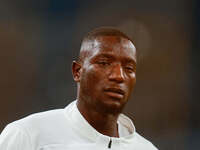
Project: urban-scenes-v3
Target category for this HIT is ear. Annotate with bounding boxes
[72,61,82,82]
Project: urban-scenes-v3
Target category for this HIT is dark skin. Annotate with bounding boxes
[72,35,136,137]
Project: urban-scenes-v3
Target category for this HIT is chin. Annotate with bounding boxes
[97,99,125,115]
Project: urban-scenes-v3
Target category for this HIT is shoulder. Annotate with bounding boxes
[5,100,77,134]
[11,108,65,129]
[0,109,66,149]
[2,108,68,141]
[0,123,33,150]
[118,114,158,149]
[0,101,78,149]
[134,132,158,150]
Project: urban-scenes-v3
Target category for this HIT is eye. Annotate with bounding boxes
[125,66,136,73]
[97,60,110,66]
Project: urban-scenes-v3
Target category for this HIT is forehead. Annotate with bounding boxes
[89,35,136,62]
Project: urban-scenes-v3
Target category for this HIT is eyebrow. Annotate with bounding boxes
[94,53,115,59]
[93,53,136,65]
[124,57,137,65]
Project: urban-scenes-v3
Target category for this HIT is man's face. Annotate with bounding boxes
[77,35,136,114]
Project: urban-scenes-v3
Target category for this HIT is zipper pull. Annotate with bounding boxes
[108,138,112,149]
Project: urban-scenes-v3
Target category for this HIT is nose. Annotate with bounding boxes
[108,63,125,83]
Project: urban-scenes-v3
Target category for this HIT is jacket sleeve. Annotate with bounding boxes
[0,124,33,150]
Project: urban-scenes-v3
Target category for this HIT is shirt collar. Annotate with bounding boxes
[64,100,136,142]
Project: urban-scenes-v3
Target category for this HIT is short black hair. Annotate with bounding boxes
[81,27,133,44]
[78,27,135,62]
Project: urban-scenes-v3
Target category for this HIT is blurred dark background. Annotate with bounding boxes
[0,0,199,149]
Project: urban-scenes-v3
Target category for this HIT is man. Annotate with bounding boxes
[0,27,158,149]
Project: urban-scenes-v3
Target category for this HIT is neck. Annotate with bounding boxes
[77,99,120,137]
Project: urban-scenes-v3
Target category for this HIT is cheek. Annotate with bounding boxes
[126,74,136,92]
[81,65,102,90]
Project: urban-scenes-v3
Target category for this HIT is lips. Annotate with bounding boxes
[104,87,125,99]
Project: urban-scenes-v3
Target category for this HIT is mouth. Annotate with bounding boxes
[104,88,125,99]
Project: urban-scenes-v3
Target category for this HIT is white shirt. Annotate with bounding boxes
[0,100,158,150]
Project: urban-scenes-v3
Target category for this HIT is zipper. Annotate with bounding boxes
[108,138,112,149]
